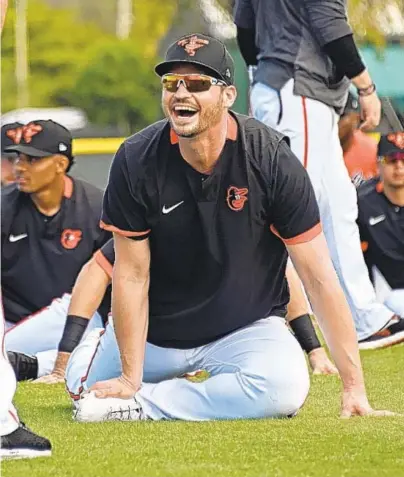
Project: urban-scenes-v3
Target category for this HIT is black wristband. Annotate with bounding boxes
[289,314,321,354]
[357,83,376,96]
[58,315,89,353]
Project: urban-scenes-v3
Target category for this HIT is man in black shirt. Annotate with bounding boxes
[2,120,110,380]
[357,132,404,349]
[234,0,403,344]
[73,34,394,423]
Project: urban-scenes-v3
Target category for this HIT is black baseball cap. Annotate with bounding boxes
[4,119,73,160]
[377,132,404,156]
[1,122,23,157]
[155,33,235,86]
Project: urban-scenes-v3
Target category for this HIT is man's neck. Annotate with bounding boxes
[383,184,404,207]
[31,176,65,216]
[178,116,228,173]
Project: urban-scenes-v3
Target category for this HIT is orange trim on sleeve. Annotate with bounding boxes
[301,97,309,169]
[99,220,150,238]
[63,176,73,198]
[270,222,322,245]
[361,241,369,252]
[94,250,113,279]
[376,181,384,193]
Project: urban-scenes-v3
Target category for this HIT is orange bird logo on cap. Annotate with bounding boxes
[5,122,43,144]
[177,35,209,57]
[387,132,404,150]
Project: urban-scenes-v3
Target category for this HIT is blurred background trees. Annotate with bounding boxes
[1,0,403,132]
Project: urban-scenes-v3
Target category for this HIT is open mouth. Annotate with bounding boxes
[172,105,199,120]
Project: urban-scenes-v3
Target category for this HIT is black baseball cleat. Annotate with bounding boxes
[7,351,38,381]
[359,315,404,350]
[0,423,51,460]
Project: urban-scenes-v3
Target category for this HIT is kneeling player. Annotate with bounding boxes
[68,35,394,423]
[2,120,110,380]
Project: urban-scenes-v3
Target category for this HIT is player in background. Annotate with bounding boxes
[234,0,404,344]
[339,94,378,186]
[285,94,380,360]
[69,34,394,423]
[0,295,52,459]
[357,132,404,348]
[34,240,113,383]
[2,120,110,381]
[1,123,22,186]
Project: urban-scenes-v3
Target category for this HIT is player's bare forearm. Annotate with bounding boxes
[112,233,150,390]
[351,70,381,131]
[351,69,373,90]
[33,351,70,383]
[285,262,310,320]
[287,233,365,391]
[68,258,111,318]
[52,351,70,376]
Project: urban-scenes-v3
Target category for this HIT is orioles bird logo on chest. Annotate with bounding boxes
[226,186,248,211]
[61,229,82,250]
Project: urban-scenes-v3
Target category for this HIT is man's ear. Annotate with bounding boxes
[223,85,237,109]
[55,154,69,174]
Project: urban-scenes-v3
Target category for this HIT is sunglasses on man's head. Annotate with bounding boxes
[379,152,404,165]
[161,74,227,93]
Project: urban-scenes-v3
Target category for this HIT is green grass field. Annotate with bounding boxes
[3,345,404,477]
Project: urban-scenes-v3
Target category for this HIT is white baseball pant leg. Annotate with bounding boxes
[66,316,310,420]
[251,80,392,340]
[5,294,104,377]
[373,267,404,317]
[0,301,20,437]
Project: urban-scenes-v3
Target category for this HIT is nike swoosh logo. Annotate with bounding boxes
[162,201,184,214]
[369,215,386,226]
[9,233,28,243]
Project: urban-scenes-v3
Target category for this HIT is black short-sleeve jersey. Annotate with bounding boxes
[357,179,404,289]
[101,112,321,348]
[1,176,111,323]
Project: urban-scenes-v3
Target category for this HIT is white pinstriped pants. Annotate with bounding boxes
[0,300,19,437]
[251,79,393,339]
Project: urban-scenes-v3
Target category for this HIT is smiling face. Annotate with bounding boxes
[161,64,236,138]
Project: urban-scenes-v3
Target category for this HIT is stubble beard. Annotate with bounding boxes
[164,93,225,138]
